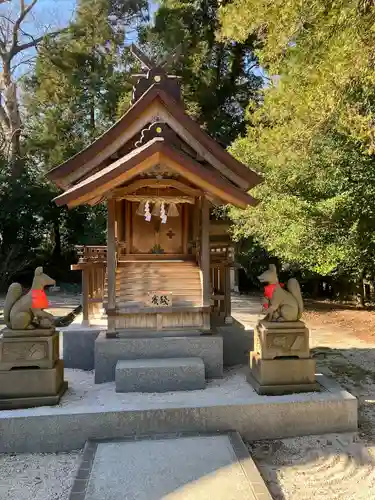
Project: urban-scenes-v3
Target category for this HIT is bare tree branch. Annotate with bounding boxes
[10,0,38,57]
[0,0,69,175]
[11,55,36,75]
[14,29,65,55]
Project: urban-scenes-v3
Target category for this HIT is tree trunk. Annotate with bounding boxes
[357,272,365,307]
[10,130,23,177]
[230,43,243,85]
[311,278,320,299]
[0,1,65,176]
[52,220,62,259]
[0,59,23,176]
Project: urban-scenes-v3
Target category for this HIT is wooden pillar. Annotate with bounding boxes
[115,200,121,240]
[224,265,232,323]
[201,196,211,307]
[121,200,126,241]
[82,268,90,326]
[193,198,199,256]
[125,200,131,254]
[107,198,117,312]
[182,204,189,255]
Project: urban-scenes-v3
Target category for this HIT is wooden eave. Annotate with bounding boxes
[46,85,262,192]
[53,137,258,210]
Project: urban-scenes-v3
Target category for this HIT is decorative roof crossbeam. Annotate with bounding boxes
[130,44,182,104]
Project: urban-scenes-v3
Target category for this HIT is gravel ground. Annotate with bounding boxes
[232,294,375,499]
[245,348,375,499]
[248,433,375,500]
[0,451,82,500]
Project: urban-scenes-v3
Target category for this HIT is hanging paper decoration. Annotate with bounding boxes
[144,200,151,222]
[160,202,167,223]
[167,203,179,217]
[152,201,161,216]
[136,200,146,216]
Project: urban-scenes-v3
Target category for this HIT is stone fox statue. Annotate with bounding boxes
[258,264,303,322]
[4,267,56,330]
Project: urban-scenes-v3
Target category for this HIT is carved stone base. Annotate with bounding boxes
[0,359,65,400]
[0,381,67,410]
[0,332,59,370]
[248,352,320,395]
[247,371,320,396]
[1,328,56,338]
[254,320,310,359]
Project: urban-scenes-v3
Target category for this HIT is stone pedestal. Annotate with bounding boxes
[0,328,67,409]
[248,321,319,395]
[254,320,310,359]
[0,331,59,369]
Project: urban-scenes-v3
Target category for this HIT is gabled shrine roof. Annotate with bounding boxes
[46,85,262,193]
[53,137,258,209]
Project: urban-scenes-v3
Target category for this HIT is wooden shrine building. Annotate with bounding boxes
[47,46,261,334]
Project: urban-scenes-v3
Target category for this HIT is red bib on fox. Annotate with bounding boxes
[32,289,49,309]
[263,283,284,309]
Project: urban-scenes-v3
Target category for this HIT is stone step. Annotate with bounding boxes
[115,357,206,393]
[95,333,223,384]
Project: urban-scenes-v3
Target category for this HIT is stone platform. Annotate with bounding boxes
[0,367,357,454]
[69,432,272,500]
[59,317,253,372]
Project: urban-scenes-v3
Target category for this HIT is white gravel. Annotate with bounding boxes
[244,346,375,500]
[0,451,82,500]
[249,433,375,500]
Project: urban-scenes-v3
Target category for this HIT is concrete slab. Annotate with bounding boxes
[69,433,272,500]
[115,357,205,393]
[0,367,357,453]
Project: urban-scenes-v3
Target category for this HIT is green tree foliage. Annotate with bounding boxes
[0,160,54,286]
[219,0,375,153]
[0,0,148,289]
[141,0,263,145]
[219,0,375,290]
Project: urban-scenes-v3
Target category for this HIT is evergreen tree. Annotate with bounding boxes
[219,0,375,296]
[8,0,149,281]
[141,0,263,146]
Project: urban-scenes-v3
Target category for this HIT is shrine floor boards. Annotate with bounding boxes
[69,433,272,500]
